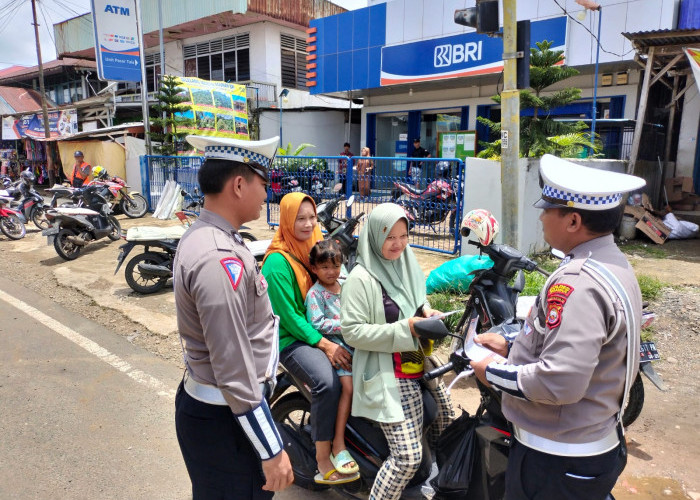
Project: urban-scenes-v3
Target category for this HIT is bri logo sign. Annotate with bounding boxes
[434,42,483,68]
[380,16,566,86]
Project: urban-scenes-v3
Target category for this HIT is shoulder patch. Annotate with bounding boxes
[220,257,244,290]
[546,283,574,329]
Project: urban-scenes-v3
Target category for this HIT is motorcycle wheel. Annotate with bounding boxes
[239,231,257,242]
[107,216,122,241]
[0,214,26,240]
[31,205,51,230]
[396,195,417,230]
[270,393,329,492]
[449,209,457,235]
[622,373,645,427]
[54,229,81,260]
[124,252,169,294]
[120,193,148,218]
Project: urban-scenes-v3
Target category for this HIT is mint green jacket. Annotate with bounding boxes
[340,265,422,423]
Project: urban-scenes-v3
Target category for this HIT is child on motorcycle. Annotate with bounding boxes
[304,239,359,479]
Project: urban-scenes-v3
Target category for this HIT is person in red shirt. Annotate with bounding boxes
[69,151,92,187]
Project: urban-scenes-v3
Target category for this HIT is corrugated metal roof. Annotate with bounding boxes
[0,86,45,114]
[0,58,96,84]
[622,28,700,48]
[247,0,345,27]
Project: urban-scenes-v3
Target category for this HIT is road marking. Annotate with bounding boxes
[0,291,176,400]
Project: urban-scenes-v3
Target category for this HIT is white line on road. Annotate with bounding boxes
[0,291,176,399]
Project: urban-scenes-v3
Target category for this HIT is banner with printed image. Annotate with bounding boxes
[2,109,78,140]
[685,48,700,90]
[174,77,249,139]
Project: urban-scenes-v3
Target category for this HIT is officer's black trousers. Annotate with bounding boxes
[504,438,626,500]
[175,381,272,500]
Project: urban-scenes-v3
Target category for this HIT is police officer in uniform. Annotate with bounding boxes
[471,155,647,500]
[174,135,294,499]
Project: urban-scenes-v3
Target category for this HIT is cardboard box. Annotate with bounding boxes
[635,213,671,244]
[664,177,695,202]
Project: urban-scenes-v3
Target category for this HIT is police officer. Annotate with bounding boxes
[69,151,92,187]
[471,154,647,500]
[174,135,293,499]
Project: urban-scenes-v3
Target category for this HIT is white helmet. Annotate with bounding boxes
[460,209,499,246]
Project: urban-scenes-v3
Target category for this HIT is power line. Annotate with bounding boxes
[552,0,636,59]
[37,0,56,47]
[0,0,28,37]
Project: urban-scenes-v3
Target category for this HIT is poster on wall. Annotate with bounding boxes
[91,0,142,82]
[2,109,78,140]
[174,77,249,140]
[437,130,476,161]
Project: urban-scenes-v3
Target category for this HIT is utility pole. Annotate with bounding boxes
[500,0,520,248]
[30,0,55,185]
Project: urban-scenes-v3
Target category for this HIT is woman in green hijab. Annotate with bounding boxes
[340,203,453,500]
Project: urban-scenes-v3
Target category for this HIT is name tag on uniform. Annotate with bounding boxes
[220,257,244,290]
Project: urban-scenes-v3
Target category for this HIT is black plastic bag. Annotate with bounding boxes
[431,410,480,499]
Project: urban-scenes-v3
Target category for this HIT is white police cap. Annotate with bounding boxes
[534,154,646,211]
[186,135,279,181]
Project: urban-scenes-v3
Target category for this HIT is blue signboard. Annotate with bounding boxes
[91,0,142,82]
[381,17,567,86]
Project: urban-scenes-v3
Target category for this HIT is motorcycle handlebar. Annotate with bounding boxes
[423,361,454,381]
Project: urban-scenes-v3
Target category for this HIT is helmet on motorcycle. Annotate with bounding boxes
[435,161,451,178]
[461,209,499,246]
[20,169,35,183]
[92,166,106,179]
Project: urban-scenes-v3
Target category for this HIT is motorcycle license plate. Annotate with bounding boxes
[640,341,660,362]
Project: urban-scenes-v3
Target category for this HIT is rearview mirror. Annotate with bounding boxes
[413,318,450,340]
[347,195,355,207]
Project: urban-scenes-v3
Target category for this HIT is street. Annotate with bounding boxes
[0,276,336,500]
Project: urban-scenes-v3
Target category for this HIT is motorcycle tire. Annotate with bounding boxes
[239,231,257,242]
[622,373,645,428]
[270,393,329,492]
[107,216,122,241]
[30,205,51,230]
[54,228,81,260]
[124,252,169,294]
[449,209,457,235]
[120,193,148,218]
[0,214,26,240]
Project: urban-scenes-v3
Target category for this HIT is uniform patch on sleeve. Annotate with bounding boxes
[546,283,574,329]
[220,257,244,290]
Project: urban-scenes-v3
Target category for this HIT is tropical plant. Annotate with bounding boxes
[278,142,315,156]
[149,75,194,156]
[477,40,599,159]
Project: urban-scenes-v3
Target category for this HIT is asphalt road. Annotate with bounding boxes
[0,276,337,500]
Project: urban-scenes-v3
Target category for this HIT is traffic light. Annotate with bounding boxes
[454,1,499,34]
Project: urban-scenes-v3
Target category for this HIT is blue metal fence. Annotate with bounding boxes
[141,154,465,254]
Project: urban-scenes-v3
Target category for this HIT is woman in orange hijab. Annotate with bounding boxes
[262,192,358,485]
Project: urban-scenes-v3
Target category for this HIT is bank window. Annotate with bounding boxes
[281,34,306,89]
[419,109,463,157]
[145,53,161,92]
[183,33,250,82]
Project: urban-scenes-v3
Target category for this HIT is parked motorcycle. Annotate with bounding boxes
[48,184,79,208]
[0,195,26,240]
[268,168,301,203]
[11,171,50,229]
[89,167,149,218]
[393,162,458,233]
[42,185,122,260]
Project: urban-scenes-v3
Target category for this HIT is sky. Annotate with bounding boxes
[0,0,369,70]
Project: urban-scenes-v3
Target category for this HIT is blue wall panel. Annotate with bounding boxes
[368,46,382,89]
[323,54,338,94]
[352,48,369,90]
[338,52,353,91]
[369,4,386,47]
[352,8,370,49]
[321,16,337,55]
[337,12,354,52]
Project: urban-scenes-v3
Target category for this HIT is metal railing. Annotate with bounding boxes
[140,154,465,254]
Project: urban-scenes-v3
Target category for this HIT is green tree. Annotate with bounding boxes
[478,40,597,159]
[149,75,194,155]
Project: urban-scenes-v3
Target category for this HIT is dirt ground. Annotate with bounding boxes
[1,207,698,499]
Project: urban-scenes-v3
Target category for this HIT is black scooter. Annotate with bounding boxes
[42,186,121,260]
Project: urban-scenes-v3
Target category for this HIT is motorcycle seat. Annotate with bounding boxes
[395,182,424,196]
[126,225,188,241]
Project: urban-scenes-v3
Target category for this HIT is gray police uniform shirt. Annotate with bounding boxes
[492,234,642,444]
[174,209,279,414]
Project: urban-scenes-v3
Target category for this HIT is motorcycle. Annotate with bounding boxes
[42,185,122,260]
[89,168,149,218]
[268,168,301,204]
[115,188,258,294]
[393,162,458,234]
[12,172,50,229]
[0,195,26,240]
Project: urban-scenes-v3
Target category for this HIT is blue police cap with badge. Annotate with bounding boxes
[534,154,646,211]
[186,135,279,182]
